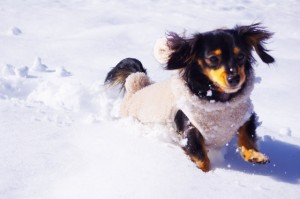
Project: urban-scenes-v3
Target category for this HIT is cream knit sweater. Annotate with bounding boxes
[120,71,255,149]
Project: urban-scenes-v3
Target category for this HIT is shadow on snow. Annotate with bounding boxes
[223,136,300,184]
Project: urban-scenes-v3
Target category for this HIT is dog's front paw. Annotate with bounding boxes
[190,155,210,172]
[240,146,270,164]
[246,151,270,164]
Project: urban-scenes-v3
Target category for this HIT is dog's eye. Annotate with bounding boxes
[209,56,219,63]
[237,53,245,62]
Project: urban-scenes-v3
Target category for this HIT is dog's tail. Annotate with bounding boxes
[104,58,148,92]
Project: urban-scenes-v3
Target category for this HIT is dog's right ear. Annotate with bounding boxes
[165,32,194,70]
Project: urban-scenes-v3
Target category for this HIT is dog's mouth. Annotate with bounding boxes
[213,82,242,93]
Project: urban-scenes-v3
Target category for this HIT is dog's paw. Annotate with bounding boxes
[240,146,270,164]
[190,155,210,172]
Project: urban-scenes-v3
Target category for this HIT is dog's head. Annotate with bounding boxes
[162,23,274,101]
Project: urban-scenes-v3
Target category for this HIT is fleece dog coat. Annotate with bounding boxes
[120,71,255,149]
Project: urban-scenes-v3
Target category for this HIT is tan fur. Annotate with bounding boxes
[190,155,210,172]
[203,66,227,89]
[202,66,246,94]
[213,49,222,56]
[238,122,269,163]
[234,47,241,55]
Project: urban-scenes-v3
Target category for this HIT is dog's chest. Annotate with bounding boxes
[186,99,252,148]
[173,82,253,148]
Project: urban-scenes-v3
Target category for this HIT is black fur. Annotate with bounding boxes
[165,23,274,102]
[235,24,275,64]
[244,113,260,143]
[174,110,208,164]
[104,58,147,91]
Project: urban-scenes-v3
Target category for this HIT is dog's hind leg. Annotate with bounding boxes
[237,113,270,164]
[174,110,210,172]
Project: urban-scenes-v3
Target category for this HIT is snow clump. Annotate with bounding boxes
[7,26,22,35]
[31,57,48,72]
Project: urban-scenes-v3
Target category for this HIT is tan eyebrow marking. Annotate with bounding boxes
[197,59,204,67]
[234,47,241,55]
[213,49,222,56]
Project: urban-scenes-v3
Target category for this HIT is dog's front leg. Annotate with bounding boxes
[175,110,210,172]
[237,113,270,164]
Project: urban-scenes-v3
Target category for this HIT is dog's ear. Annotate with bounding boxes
[235,23,275,64]
[165,32,199,70]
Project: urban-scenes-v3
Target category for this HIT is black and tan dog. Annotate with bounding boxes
[105,23,274,172]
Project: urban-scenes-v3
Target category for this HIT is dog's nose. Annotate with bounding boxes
[227,75,240,87]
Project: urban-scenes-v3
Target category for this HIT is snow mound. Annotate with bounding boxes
[1,64,16,76]
[279,127,292,137]
[55,66,72,77]
[31,57,48,72]
[7,26,22,35]
[14,66,29,78]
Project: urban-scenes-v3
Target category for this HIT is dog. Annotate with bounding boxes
[104,23,274,172]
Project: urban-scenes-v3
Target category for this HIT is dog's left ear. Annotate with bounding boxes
[153,32,202,69]
[165,32,202,70]
[164,32,192,70]
[235,23,275,64]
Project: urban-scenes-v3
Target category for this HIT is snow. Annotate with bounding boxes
[206,90,213,97]
[31,57,48,72]
[7,26,22,36]
[0,0,300,199]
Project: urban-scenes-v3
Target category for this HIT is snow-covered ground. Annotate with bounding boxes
[0,0,300,198]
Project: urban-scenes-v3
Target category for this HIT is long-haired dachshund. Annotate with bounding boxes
[104,23,274,172]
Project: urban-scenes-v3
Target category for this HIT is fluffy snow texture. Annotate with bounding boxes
[0,0,300,199]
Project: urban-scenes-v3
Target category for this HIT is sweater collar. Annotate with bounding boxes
[171,71,255,111]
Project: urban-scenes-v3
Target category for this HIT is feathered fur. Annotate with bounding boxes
[104,58,147,92]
